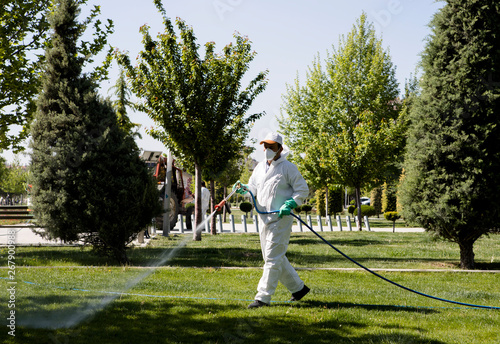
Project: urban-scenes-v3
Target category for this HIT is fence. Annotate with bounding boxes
[170,214,374,234]
[0,205,34,227]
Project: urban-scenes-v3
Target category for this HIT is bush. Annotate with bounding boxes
[239,202,253,217]
[301,204,312,215]
[353,205,376,217]
[348,205,356,215]
[384,211,401,232]
[384,211,401,222]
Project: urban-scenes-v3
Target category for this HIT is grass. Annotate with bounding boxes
[1,231,500,343]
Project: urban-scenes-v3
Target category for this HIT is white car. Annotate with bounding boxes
[360,197,371,206]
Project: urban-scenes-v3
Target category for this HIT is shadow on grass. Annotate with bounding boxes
[15,243,460,270]
[297,300,439,314]
[289,237,387,246]
[14,298,447,344]
[14,234,500,271]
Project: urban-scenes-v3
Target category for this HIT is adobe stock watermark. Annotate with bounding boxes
[213,0,244,21]
[223,317,257,343]
[370,0,413,32]
[6,228,17,337]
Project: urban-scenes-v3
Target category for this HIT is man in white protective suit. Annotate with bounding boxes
[233,132,310,308]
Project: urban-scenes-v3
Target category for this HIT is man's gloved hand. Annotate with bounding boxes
[279,198,298,218]
[232,181,248,195]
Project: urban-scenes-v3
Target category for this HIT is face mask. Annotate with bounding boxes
[265,148,277,161]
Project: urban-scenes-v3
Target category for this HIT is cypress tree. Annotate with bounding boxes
[30,0,159,263]
[370,187,383,216]
[400,0,500,269]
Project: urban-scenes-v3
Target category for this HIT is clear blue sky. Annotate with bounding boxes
[3,0,444,164]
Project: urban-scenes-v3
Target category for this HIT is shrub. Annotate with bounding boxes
[301,204,312,215]
[348,205,356,215]
[353,205,376,217]
[239,202,253,217]
[384,211,401,232]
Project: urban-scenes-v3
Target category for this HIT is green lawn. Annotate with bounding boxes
[1,232,499,343]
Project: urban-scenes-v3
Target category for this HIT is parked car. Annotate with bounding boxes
[360,197,371,206]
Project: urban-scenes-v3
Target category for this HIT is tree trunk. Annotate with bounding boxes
[459,240,475,270]
[355,187,363,231]
[325,186,329,217]
[193,162,202,241]
[210,180,217,235]
[223,187,228,222]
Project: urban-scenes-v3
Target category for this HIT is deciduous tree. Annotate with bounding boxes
[0,0,113,151]
[117,1,267,240]
[280,13,406,229]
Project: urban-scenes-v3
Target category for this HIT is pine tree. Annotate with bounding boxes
[30,0,159,264]
[400,0,500,269]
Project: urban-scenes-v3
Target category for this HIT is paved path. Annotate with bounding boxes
[1,218,424,246]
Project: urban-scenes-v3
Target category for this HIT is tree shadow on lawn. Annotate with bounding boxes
[15,245,463,270]
[297,300,439,314]
[289,236,387,246]
[14,297,447,344]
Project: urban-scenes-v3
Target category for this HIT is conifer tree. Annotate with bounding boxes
[30,0,159,264]
[400,0,500,269]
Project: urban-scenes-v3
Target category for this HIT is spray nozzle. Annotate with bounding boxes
[214,200,226,212]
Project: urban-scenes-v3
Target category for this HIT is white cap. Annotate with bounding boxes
[259,132,283,145]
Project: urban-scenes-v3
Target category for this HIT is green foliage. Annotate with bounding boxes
[239,202,253,216]
[117,3,267,240]
[109,68,140,137]
[354,205,376,217]
[329,186,344,215]
[0,157,7,186]
[317,186,343,216]
[279,13,405,191]
[384,211,401,232]
[0,0,113,151]
[384,211,401,222]
[0,2,49,151]
[348,205,355,215]
[29,0,158,264]
[301,204,313,215]
[399,0,500,269]
[315,188,326,216]
[279,13,407,231]
[382,181,397,213]
[0,158,29,194]
[370,187,383,215]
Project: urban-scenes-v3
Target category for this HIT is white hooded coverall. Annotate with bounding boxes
[247,152,309,304]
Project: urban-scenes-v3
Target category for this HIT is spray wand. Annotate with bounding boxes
[213,183,242,212]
